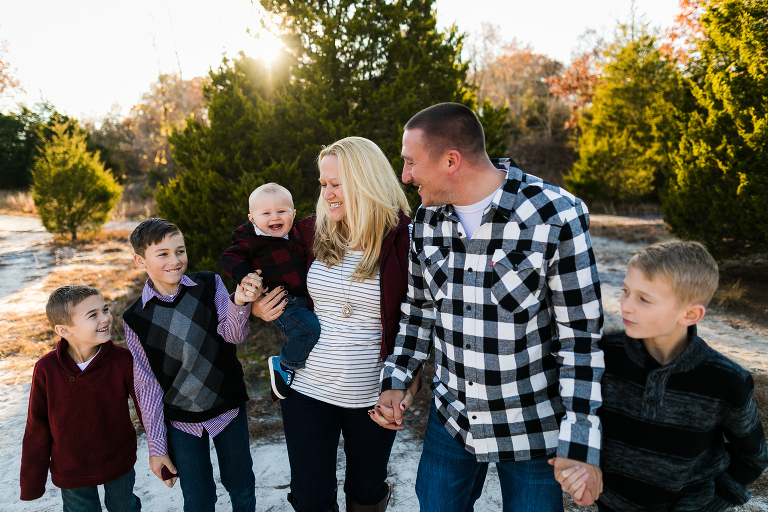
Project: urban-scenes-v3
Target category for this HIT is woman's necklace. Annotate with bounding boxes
[340,256,353,317]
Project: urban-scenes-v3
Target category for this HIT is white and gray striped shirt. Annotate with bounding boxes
[292,251,383,408]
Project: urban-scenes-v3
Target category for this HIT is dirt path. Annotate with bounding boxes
[1,214,766,511]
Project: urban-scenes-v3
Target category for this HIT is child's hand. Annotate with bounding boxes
[548,456,601,506]
[234,271,263,306]
[149,454,178,488]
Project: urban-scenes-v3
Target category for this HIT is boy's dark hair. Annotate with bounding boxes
[130,218,182,257]
[46,285,101,328]
[404,102,486,164]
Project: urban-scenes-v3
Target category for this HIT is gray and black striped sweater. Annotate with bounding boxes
[597,327,768,512]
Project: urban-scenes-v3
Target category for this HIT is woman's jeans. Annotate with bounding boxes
[272,296,321,370]
[166,404,256,512]
[280,390,396,512]
[416,403,564,512]
[61,467,141,512]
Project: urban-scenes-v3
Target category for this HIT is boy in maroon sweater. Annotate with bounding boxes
[20,285,141,512]
[221,183,320,399]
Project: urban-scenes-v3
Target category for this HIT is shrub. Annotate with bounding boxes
[32,118,122,240]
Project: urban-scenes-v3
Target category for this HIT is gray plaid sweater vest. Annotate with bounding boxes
[123,271,248,423]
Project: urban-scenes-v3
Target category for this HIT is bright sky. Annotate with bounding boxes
[0,0,679,119]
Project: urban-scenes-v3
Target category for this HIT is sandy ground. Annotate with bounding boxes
[1,214,767,511]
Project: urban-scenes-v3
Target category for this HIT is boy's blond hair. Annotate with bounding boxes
[46,285,101,328]
[628,241,719,307]
[249,183,294,210]
[314,137,410,281]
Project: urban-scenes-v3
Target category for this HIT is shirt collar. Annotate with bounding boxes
[436,167,520,223]
[141,274,197,308]
[622,325,706,373]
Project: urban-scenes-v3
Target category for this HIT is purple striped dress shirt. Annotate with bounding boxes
[124,274,251,457]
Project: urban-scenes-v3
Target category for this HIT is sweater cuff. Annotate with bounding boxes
[20,484,46,501]
[231,262,255,286]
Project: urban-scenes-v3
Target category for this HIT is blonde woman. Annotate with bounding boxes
[252,137,417,512]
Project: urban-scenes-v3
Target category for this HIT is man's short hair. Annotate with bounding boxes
[249,183,294,210]
[46,285,101,328]
[404,102,486,163]
[628,240,719,307]
[130,218,182,257]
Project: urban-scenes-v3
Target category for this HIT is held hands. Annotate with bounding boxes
[369,370,422,429]
[234,271,263,306]
[251,286,288,321]
[149,454,178,488]
[548,456,602,506]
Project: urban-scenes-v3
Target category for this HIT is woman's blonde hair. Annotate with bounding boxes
[314,137,410,281]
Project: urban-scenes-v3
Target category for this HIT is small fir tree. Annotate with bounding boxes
[662,0,768,258]
[32,118,122,241]
[565,19,681,206]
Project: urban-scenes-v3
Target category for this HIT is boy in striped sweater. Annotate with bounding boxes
[554,241,768,511]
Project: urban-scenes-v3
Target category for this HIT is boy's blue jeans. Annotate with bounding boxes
[272,296,321,370]
[61,467,141,512]
[166,404,255,512]
[416,403,564,512]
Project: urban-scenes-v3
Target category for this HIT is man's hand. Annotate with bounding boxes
[549,456,602,506]
[150,454,178,488]
[234,271,263,306]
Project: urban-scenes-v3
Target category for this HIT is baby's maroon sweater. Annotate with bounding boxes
[20,339,138,500]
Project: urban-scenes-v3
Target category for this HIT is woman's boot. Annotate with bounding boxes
[345,483,391,512]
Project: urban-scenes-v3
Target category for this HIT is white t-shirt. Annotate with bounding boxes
[76,346,101,371]
[453,187,499,241]
[291,251,383,408]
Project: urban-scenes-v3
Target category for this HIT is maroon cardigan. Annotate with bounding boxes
[296,212,411,361]
[20,340,138,500]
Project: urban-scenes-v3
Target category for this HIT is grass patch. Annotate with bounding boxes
[589,218,671,244]
[0,190,37,216]
[716,279,746,309]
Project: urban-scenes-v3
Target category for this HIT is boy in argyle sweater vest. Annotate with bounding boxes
[123,218,261,512]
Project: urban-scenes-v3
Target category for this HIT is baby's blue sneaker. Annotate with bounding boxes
[269,356,294,399]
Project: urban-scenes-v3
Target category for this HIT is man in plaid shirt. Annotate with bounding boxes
[375,103,604,511]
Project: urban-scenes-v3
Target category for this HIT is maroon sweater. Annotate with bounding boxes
[20,340,138,500]
[296,212,411,361]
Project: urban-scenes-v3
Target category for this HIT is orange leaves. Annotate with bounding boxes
[0,39,22,95]
[660,0,707,65]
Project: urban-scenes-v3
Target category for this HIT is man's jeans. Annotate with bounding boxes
[273,296,321,370]
[416,403,564,512]
[61,467,141,512]
[166,404,256,512]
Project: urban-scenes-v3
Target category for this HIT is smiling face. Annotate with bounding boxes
[57,293,112,347]
[620,266,691,347]
[133,232,188,296]
[319,154,347,223]
[248,190,296,238]
[401,128,456,207]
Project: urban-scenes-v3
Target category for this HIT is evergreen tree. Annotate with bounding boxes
[662,0,768,258]
[32,118,122,240]
[161,0,505,272]
[565,20,681,206]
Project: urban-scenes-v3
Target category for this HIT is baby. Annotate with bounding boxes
[222,183,320,399]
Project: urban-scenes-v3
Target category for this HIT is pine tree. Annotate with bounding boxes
[662,0,768,258]
[31,118,122,241]
[565,19,681,206]
[160,0,506,272]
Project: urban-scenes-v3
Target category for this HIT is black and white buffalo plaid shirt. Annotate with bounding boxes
[381,167,604,465]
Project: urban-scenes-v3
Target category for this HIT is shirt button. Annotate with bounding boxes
[646,397,657,405]
[468,382,473,386]
[466,305,471,311]
[69,376,75,382]
[650,373,660,381]
[466,344,471,348]
[472,415,477,420]
[468,268,473,273]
